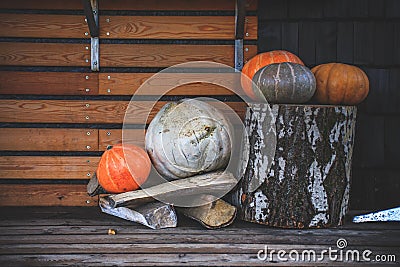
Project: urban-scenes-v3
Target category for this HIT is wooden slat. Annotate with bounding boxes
[0,14,88,38]
[100,44,257,67]
[99,129,145,151]
[0,71,98,95]
[0,128,98,151]
[0,185,98,206]
[0,0,82,10]
[99,0,258,11]
[0,43,90,67]
[0,156,99,179]
[100,16,257,40]
[0,100,246,124]
[99,73,237,95]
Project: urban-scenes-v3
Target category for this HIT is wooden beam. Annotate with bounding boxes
[0,128,98,151]
[0,43,90,67]
[0,185,98,206]
[99,16,257,40]
[0,156,99,179]
[0,71,98,95]
[100,44,257,67]
[98,129,145,151]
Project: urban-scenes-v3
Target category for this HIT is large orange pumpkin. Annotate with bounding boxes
[97,144,151,193]
[311,63,369,105]
[241,50,304,99]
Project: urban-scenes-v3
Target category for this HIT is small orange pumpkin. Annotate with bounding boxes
[311,63,369,105]
[97,144,151,193]
[241,50,304,99]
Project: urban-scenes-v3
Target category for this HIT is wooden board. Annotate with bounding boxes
[100,44,257,67]
[100,16,257,40]
[0,128,98,151]
[99,73,236,95]
[0,185,98,206]
[0,156,99,179]
[98,129,145,150]
[0,0,257,11]
[0,71,98,95]
[0,43,90,67]
[0,100,246,124]
[0,14,88,38]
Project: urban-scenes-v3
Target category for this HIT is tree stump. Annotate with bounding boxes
[233,104,357,228]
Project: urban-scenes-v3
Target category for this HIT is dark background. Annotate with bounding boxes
[258,0,400,210]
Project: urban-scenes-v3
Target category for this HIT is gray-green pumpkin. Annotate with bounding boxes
[252,62,316,103]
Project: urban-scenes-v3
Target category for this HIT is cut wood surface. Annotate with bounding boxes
[0,128,98,151]
[100,16,257,40]
[0,14,88,38]
[99,129,145,150]
[106,171,238,208]
[0,71,98,95]
[0,185,98,206]
[100,44,257,67]
[0,0,258,11]
[0,100,246,124]
[99,73,238,95]
[0,156,99,179]
[0,42,90,66]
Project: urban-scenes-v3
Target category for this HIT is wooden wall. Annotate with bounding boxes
[259,0,400,210]
[0,0,257,206]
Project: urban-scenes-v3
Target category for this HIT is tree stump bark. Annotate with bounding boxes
[232,104,357,228]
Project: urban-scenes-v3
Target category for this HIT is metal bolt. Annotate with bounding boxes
[245,32,249,37]
[86,200,91,204]
[85,116,90,120]
[87,131,91,136]
[106,32,110,36]
[85,59,89,63]
[93,10,97,15]
[85,75,89,80]
[85,32,89,36]
[107,75,111,80]
[245,47,249,52]
[107,89,111,93]
[85,103,90,108]
[86,145,91,149]
[87,172,91,177]
[84,18,87,23]
[106,131,111,136]
[93,61,97,66]
[85,46,89,50]
[85,88,90,92]
[106,18,110,22]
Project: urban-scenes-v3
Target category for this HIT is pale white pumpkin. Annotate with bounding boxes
[145,99,232,180]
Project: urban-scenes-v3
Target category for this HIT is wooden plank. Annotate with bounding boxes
[315,21,337,64]
[0,185,98,206]
[0,14,88,38]
[258,21,281,51]
[0,156,99,179]
[337,22,354,64]
[99,73,235,95]
[0,0,82,10]
[0,100,246,124]
[100,16,257,40]
[0,128,98,151]
[99,0,258,11]
[0,71,98,95]
[298,22,316,67]
[99,129,145,150]
[353,22,374,66]
[100,44,257,67]
[281,22,299,55]
[0,43,90,67]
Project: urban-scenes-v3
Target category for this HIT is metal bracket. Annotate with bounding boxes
[234,0,246,71]
[83,0,99,71]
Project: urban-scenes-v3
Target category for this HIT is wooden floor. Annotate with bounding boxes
[0,207,398,266]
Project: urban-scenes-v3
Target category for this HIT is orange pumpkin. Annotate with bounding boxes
[97,144,151,193]
[241,50,304,99]
[311,63,369,105]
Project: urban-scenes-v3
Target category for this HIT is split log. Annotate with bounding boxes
[232,104,357,228]
[177,195,237,229]
[105,171,237,208]
[87,173,107,197]
[99,198,177,229]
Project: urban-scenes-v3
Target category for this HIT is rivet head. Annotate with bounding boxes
[85,116,90,120]
[85,75,89,80]
[86,145,91,149]
[85,59,89,63]
[107,89,111,93]
[85,46,89,50]
[84,18,87,23]
[86,200,91,204]
[245,48,249,52]
[87,172,91,177]
[245,32,249,37]
[87,160,90,163]
[106,131,111,136]
[85,103,90,108]
[85,88,90,92]
[106,32,110,36]
[107,75,111,80]
[87,131,91,136]
[93,61,97,65]
[106,18,110,22]
[85,32,89,36]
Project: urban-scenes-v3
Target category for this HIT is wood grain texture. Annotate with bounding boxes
[0,156,99,179]
[0,128,98,151]
[99,0,258,11]
[0,0,82,10]
[0,100,246,124]
[100,16,257,40]
[0,185,98,206]
[0,43,90,67]
[0,14,88,38]
[0,71,98,95]
[99,73,235,95]
[100,44,257,67]
[99,129,145,150]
